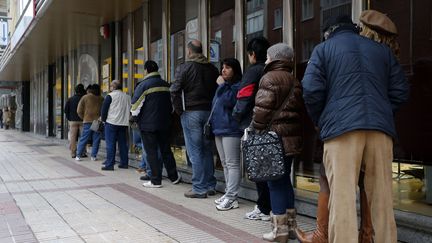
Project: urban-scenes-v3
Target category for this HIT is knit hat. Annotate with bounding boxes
[267,43,294,61]
[360,10,397,35]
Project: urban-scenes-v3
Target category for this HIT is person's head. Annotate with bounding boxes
[110,80,122,92]
[359,10,400,58]
[144,60,159,74]
[187,39,203,58]
[322,14,356,41]
[247,37,270,64]
[265,43,294,65]
[86,84,93,94]
[75,84,85,96]
[90,84,101,96]
[221,58,242,84]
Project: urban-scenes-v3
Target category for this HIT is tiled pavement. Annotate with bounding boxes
[0,129,315,242]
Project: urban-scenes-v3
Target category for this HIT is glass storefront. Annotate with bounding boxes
[150,1,165,79]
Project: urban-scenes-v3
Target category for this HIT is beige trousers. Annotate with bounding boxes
[323,130,397,243]
[69,121,83,156]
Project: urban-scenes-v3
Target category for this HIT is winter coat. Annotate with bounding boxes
[302,28,409,141]
[131,72,172,132]
[232,62,265,129]
[77,93,104,123]
[252,60,303,156]
[210,81,242,137]
[64,94,83,122]
[170,54,219,114]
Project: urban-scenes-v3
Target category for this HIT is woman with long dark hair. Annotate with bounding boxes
[211,58,243,211]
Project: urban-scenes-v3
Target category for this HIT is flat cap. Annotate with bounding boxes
[360,10,398,35]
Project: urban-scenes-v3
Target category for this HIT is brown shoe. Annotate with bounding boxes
[359,188,374,243]
[136,168,146,174]
[184,189,207,199]
[296,191,329,243]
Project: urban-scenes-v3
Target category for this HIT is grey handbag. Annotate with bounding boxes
[90,120,104,133]
[242,87,295,182]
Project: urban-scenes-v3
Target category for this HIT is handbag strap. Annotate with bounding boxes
[206,98,219,125]
[267,86,296,129]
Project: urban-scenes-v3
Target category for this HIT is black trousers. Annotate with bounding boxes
[256,181,271,215]
[141,129,178,185]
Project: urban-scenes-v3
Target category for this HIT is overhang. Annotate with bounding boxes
[0,0,144,81]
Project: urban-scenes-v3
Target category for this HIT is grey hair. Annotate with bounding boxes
[267,43,294,61]
[111,80,122,90]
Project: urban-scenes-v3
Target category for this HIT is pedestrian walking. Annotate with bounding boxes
[0,108,3,129]
[3,107,11,130]
[232,37,272,221]
[132,60,181,188]
[170,40,219,198]
[251,43,302,242]
[100,80,131,171]
[301,15,408,243]
[297,10,403,243]
[64,84,86,158]
[210,58,243,211]
[75,84,104,161]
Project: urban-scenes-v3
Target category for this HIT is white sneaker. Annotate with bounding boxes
[244,205,270,221]
[216,198,239,211]
[91,157,98,161]
[142,181,162,188]
[214,195,226,205]
[75,156,81,161]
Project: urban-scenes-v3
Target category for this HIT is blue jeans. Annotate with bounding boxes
[181,111,216,194]
[133,128,148,169]
[267,157,295,215]
[104,123,128,168]
[76,123,101,158]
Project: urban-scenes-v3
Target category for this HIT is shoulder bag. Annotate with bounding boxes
[242,87,295,182]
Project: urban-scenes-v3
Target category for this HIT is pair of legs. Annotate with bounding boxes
[323,130,396,243]
[103,123,128,168]
[76,123,101,158]
[181,111,216,195]
[68,121,83,157]
[215,136,241,200]
[141,129,179,185]
[267,157,295,215]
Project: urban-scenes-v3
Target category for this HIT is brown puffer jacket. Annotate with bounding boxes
[252,60,303,156]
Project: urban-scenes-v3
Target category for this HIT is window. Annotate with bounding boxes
[302,0,314,20]
[246,10,264,34]
[274,8,282,29]
[302,39,315,61]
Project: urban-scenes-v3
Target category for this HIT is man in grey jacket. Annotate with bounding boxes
[100,80,131,171]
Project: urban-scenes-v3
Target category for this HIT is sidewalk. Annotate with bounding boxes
[0,129,315,243]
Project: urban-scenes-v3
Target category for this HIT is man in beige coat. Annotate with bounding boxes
[75,84,104,161]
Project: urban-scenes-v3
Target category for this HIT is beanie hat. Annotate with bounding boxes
[267,43,294,62]
[360,10,397,35]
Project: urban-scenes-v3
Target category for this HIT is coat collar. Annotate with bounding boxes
[264,60,293,73]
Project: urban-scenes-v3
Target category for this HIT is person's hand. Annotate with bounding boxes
[216,75,225,85]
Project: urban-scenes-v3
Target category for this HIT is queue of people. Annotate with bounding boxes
[62,10,408,243]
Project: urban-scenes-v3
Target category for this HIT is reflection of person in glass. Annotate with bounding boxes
[299,14,408,243]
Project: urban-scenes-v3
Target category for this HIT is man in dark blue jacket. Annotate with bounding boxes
[132,60,181,188]
[302,15,409,243]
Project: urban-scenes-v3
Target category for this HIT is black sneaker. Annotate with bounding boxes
[207,189,216,196]
[81,154,88,158]
[101,166,114,171]
[140,175,151,181]
[118,164,129,169]
[184,189,207,198]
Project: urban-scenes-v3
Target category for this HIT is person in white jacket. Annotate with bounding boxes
[100,80,131,170]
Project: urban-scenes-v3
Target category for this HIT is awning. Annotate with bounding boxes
[0,0,143,81]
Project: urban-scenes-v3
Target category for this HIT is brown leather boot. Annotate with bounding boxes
[359,188,374,243]
[295,191,329,243]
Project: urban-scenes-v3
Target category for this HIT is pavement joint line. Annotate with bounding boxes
[10,183,120,195]
[3,176,100,184]
[110,183,267,243]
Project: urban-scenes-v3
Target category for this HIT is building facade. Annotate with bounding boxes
[0,0,431,241]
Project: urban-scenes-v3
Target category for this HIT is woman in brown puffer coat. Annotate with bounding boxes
[252,43,303,243]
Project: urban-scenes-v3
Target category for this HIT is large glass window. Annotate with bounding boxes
[133,7,144,90]
[210,0,236,69]
[244,0,283,67]
[150,1,164,79]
